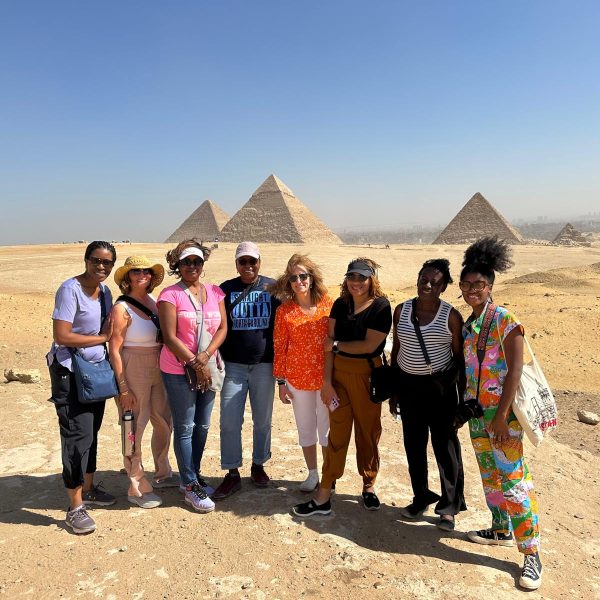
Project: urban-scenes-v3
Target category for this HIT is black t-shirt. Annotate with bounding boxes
[330,296,392,358]
[219,275,280,364]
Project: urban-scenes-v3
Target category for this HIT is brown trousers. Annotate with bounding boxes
[121,347,173,496]
[321,355,382,490]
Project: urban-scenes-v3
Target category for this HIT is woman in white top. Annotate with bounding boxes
[109,256,173,508]
[390,258,466,531]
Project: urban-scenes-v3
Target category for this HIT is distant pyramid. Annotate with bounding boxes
[219,174,341,244]
[165,200,230,243]
[552,223,591,247]
[433,192,524,244]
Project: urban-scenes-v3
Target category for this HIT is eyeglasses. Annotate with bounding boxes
[130,268,153,275]
[418,277,444,287]
[237,258,258,266]
[459,280,488,292]
[180,258,204,268]
[346,273,368,282]
[289,273,310,283]
[87,257,115,267]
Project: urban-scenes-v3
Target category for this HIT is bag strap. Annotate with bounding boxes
[177,282,205,353]
[367,352,388,370]
[410,297,433,373]
[228,277,261,316]
[470,300,497,404]
[115,294,160,330]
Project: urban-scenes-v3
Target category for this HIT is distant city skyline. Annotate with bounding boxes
[2,1,599,244]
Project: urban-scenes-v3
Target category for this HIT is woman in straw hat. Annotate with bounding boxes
[110,256,173,509]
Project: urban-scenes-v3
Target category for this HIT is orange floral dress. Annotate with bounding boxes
[273,295,333,391]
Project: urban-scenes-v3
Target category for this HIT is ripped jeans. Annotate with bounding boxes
[161,372,216,486]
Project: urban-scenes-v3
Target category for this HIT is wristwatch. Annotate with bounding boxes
[332,340,340,354]
[277,379,286,386]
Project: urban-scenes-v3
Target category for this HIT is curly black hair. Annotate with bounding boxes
[418,258,453,285]
[460,236,514,283]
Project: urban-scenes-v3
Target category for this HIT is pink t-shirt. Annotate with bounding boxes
[157,282,225,374]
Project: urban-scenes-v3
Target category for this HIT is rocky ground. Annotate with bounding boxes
[1,242,599,599]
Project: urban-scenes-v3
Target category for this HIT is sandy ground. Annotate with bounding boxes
[0,242,599,600]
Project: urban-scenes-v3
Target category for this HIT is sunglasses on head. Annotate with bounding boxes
[459,280,488,292]
[87,257,115,267]
[289,273,310,283]
[180,257,204,268]
[237,257,258,266]
[346,273,368,282]
[130,268,153,275]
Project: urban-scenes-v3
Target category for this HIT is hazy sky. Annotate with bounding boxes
[2,1,599,244]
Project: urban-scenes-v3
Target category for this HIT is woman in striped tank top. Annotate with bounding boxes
[390,258,466,531]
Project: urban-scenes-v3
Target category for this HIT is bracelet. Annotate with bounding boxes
[184,356,196,366]
[119,390,129,396]
[203,350,211,359]
[118,380,127,385]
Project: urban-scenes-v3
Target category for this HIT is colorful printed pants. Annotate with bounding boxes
[469,407,540,554]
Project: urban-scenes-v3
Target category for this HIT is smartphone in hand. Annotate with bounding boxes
[328,396,340,412]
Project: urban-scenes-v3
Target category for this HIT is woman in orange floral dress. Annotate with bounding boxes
[271,254,333,491]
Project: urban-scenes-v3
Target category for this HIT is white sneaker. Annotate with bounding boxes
[299,470,320,492]
[184,483,215,513]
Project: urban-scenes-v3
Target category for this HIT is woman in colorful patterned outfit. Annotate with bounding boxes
[271,254,333,492]
[158,240,227,514]
[293,258,392,517]
[459,237,542,591]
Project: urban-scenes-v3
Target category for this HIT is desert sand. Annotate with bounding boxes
[1,242,599,599]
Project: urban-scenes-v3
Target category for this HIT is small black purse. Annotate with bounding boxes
[368,353,399,404]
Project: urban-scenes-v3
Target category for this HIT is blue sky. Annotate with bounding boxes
[1,1,599,244]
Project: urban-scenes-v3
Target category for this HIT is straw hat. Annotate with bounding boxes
[114,255,165,289]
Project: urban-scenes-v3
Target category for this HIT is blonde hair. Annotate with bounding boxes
[268,254,328,304]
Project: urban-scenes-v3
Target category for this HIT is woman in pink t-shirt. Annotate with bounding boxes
[157,240,227,514]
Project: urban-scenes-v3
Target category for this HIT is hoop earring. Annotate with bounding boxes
[201,271,206,279]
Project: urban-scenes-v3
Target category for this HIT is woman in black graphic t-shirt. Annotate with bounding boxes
[293,258,392,517]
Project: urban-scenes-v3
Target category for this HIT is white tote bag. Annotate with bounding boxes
[511,337,558,446]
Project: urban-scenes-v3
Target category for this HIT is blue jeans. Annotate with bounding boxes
[161,372,216,486]
[220,362,274,469]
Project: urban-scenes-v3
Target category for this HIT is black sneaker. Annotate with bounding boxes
[361,491,381,511]
[399,503,427,520]
[82,482,116,506]
[519,552,542,590]
[292,499,332,517]
[467,528,514,547]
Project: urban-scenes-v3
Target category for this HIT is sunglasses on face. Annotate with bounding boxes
[418,277,444,287]
[237,258,258,266]
[130,268,153,276]
[346,273,368,282]
[289,273,310,283]
[87,257,115,267]
[180,258,204,268]
[459,280,488,292]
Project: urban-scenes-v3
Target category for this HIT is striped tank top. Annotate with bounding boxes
[397,299,453,375]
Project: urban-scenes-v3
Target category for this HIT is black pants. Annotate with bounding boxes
[49,360,106,489]
[399,379,466,515]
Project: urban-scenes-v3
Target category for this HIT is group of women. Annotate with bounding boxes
[48,236,542,591]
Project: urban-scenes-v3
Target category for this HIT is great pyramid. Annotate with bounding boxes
[218,174,341,244]
[165,200,230,243]
[552,223,591,247]
[433,192,524,244]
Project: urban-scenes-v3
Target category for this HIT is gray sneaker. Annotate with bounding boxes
[65,505,96,534]
[184,483,215,513]
[128,492,163,509]
[82,482,116,506]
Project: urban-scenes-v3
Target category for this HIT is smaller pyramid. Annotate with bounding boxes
[433,192,523,245]
[552,223,591,247]
[218,174,341,244]
[165,200,230,243]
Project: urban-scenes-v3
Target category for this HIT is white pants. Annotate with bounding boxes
[287,382,330,447]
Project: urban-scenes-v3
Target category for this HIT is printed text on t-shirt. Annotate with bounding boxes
[230,291,272,330]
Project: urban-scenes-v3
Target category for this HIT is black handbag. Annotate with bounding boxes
[368,353,399,404]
